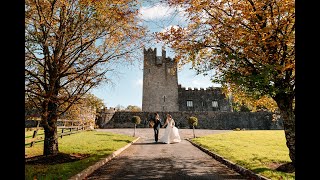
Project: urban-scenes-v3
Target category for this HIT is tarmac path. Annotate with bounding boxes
[86,128,247,180]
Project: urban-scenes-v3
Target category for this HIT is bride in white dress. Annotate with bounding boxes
[159,114,181,144]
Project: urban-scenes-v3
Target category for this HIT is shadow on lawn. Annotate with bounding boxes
[252,167,271,174]
[253,162,295,174]
[25,152,90,165]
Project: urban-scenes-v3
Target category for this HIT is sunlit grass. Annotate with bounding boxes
[25,130,136,180]
[191,130,294,180]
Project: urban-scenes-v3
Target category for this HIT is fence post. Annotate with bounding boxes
[30,120,40,147]
[61,129,64,138]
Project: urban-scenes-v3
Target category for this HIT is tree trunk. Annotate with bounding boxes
[193,125,195,138]
[274,93,295,166]
[43,124,59,155]
[42,100,59,156]
[134,124,136,137]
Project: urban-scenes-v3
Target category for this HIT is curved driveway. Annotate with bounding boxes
[87,128,247,180]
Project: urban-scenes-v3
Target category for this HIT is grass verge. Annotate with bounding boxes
[191,130,294,180]
[25,130,136,180]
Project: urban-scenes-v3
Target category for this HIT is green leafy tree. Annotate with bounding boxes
[125,105,142,112]
[188,116,198,138]
[83,93,105,111]
[158,0,295,167]
[131,116,141,137]
[25,0,145,155]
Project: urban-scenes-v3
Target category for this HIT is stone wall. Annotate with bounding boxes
[178,85,232,112]
[95,107,116,128]
[103,111,283,130]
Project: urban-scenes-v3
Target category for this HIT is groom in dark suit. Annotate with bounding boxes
[153,113,163,143]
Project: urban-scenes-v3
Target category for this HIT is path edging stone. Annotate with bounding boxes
[186,138,271,180]
[69,137,140,180]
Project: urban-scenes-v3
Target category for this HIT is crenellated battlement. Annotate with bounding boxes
[178,84,219,92]
[143,47,157,54]
[165,57,174,63]
[143,47,175,67]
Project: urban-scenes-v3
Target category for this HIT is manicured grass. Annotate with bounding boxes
[191,130,294,180]
[25,129,44,138]
[25,130,136,180]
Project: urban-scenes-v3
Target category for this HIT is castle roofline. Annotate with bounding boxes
[178,84,221,91]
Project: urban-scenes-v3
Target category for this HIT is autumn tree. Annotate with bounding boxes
[115,104,126,111]
[82,93,105,111]
[157,0,295,167]
[125,105,142,112]
[223,83,278,112]
[25,96,41,120]
[25,0,145,155]
[61,93,105,121]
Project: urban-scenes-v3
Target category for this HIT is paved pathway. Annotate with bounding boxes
[86,128,247,180]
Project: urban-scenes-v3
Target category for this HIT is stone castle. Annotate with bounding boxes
[93,47,283,130]
[142,47,232,112]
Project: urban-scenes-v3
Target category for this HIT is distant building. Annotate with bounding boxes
[142,47,232,112]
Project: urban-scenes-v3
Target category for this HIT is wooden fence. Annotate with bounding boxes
[25,119,91,147]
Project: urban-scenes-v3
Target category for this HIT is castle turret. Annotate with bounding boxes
[142,47,179,112]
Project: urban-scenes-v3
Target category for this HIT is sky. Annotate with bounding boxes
[90,1,220,109]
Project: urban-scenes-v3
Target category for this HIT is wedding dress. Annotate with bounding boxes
[160,119,181,144]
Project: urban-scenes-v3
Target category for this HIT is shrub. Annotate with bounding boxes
[131,116,141,137]
[131,116,141,124]
[188,116,198,138]
[188,116,198,126]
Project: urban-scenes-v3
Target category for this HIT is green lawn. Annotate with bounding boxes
[25,130,136,180]
[191,130,294,180]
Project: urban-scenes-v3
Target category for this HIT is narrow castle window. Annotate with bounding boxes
[187,100,193,107]
[202,102,204,106]
[163,95,166,102]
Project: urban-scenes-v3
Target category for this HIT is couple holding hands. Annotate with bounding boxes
[152,113,181,144]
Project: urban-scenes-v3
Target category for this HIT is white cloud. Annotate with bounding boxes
[138,3,175,20]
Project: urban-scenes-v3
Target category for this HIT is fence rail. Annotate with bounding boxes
[25,119,91,147]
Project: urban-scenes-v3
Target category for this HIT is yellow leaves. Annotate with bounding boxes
[158,0,294,87]
[281,63,295,72]
[230,87,278,112]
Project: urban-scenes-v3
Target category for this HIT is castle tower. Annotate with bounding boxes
[142,47,179,112]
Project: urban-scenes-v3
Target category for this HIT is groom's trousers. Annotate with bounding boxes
[154,129,159,142]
